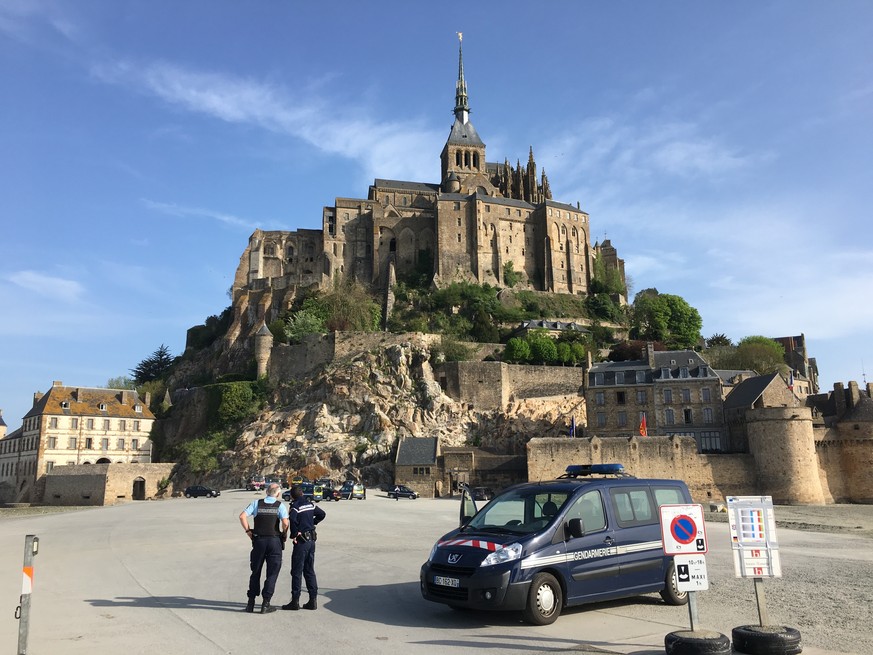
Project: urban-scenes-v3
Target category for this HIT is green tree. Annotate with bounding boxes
[283,309,325,344]
[570,341,587,365]
[733,336,787,374]
[630,289,701,349]
[131,345,175,385]
[502,261,523,288]
[556,342,572,365]
[106,376,136,390]
[528,331,558,364]
[504,337,531,363]
[706,333,732,347]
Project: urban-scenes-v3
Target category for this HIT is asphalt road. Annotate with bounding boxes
[1,492,870,655]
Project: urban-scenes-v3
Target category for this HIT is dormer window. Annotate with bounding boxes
[661,367,671,379]
[60,401,69,409]
[98,403,107,411]
[134,404,142,413]
[680,367,689,379]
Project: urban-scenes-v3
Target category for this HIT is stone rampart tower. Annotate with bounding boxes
[254,323,273,378]
[746,406,824,504]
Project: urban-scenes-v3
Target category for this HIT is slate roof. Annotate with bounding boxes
[23,385,155,420]
[373,179,441,193]
[723,373,781,410]
[446,117,484,147]
[395,437,438,466]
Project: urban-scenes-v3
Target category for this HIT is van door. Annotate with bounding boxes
[560,489,620,603]
[607,486,663,592]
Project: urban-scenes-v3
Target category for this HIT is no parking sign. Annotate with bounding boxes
[659,504,708,555]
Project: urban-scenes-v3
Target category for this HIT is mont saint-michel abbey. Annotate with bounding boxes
[233,39,626,312]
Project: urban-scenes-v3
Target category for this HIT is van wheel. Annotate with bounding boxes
[660,560,689,606]
[523,573,562,625]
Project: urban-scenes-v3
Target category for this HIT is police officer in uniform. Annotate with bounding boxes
[282,485,326,610]
[239,483,289,613]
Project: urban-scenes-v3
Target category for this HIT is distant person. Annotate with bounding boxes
[239,483,289,613]
[282,485,326,610]
[394,485,400,501]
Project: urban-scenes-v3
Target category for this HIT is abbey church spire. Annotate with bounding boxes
[441,32,487,193]
[454,32,470,124]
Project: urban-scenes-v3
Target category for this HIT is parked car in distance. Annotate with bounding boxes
[184,485,220,498]
[339,481,367,499]
[472,486,494,501]
[283,482,322,502]
[323,486,342,502]
[246,475,265,491]
[388,484,419,499]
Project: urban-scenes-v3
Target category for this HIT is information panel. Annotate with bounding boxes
[727,495,781,578]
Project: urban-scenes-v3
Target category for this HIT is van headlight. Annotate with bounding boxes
[428,542,440,562]
[480,542,523,567]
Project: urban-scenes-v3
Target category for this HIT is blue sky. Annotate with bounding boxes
[2,1,872,429]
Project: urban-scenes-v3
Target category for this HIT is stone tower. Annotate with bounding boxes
[254,323,273,378]
[746,406,824,504]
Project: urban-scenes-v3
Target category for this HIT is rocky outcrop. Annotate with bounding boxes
[163,338,582,489]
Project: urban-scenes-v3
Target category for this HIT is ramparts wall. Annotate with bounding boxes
[44,463,177,506]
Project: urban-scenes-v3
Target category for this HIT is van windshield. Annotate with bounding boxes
[466,488,571,535]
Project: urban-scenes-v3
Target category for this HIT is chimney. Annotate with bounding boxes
[52,380,63,387]
[121,390,130,405]
[75,388,83,402]
[646,342,655,368]
[33,392,44,407]
[833,382,846,419]
[848,381,861,409]
[144,392,152,407]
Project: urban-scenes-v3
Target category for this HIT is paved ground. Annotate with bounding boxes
[1,494,870,654]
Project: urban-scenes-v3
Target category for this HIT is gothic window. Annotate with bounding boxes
[561,225,566,235]
[390,238,396,253]
[402,196,408,206]
[473,152,479,168]
[456,151,461,166]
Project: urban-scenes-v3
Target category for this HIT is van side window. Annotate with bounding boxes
[653,486,684,506]
[609,488,656,527]
[565,490,606,533]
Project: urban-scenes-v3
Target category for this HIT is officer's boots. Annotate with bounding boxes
[244,598,255,613]
[261,600,277,614]
[282,598,300,611]
[302,596,317,610]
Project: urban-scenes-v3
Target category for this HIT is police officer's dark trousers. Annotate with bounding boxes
[290,538,317,602]
[248,535,283,602]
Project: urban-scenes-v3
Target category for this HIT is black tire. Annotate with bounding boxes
[660,560,689,606]
[522,572,562,625]
[184,493,192,498]
[665,630,731,655]
[388,493,395,499]
[731,625,802,655]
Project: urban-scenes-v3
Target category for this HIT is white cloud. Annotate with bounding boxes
[92,60,441,184]
[142,199,267,231]
[4,270,85,302]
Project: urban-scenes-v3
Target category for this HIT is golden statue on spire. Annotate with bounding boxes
[457,32,463,42]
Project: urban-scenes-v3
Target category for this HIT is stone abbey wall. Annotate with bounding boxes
[44,463,176,506]
[527,436,756,505]
[528,432,871,505]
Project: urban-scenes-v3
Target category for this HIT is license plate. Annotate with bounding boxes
[433,575,460,588]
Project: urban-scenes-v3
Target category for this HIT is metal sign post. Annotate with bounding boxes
[17,534,39,655]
